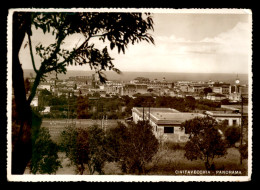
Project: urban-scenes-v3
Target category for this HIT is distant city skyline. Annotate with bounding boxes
[19,9,252,74]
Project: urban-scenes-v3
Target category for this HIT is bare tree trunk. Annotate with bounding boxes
[11,12,33,174]
[79,163,85,175]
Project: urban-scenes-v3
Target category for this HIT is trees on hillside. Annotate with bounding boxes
[203,87,212,96]
[12,12,154,174]
[185,96,196,110]
[76,96,89,119]
[181,116,227,170]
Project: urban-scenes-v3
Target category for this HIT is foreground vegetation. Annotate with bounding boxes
[26,144,247,175]
[26,117,248,175]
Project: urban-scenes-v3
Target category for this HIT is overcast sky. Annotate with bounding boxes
[19,10,252,74]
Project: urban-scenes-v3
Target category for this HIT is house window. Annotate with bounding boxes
[164,127,174,134]
[184,127,188,134]
[233,120,237,126]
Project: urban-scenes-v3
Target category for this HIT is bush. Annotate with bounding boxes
[239,143,248,160]
[163,141,185,150]
[181,116,227,170]
[224,127,240,147]
[59,126,89,174]
[31,127,61,174]
[59,124,107,175]
[106,121,159,174]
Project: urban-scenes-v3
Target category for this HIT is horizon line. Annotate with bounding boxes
[23,69,249,75]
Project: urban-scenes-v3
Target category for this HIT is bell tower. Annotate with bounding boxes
[235,74,240,93]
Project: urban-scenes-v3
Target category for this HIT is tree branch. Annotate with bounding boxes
[27,66,43,104]
[45,61,66,73]
[27,33,38,74]
[91,32,110,38]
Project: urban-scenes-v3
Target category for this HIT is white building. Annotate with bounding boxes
[132,107,204,142]
[30,96,38,107]
[38,84,51,91]
[42,106,51,114]
[206,92,227,101]
[205,110,241,126]
[132,107,180,123]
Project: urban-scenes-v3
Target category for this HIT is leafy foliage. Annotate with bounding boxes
[85,125,107,174]
[203,87,213,96]
[239,143,248,160]
[76,96,89,119]
[38,91,226,119]
[105,122,129,162]
[224,127,241,147]
[181,116,227,170]
[185,96,196,110]
[59,125,85,174]
[106,121,159,174]
[30,127,61,174]
[26,12,155,103]
[12,12,155,174]
[59,124,107,174]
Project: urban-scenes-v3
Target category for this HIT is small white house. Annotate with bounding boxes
[42,106,51,114]
[132,107,204,143]
[30,96,38,107]
[205,110,241,126]
[207,92,227,101]
[38,84,51,91]
[148,112,204,142]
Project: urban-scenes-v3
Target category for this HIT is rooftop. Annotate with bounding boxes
[133,107,180,114]
[221,105,248,114]
[207,93,226,97]
[213,83,230,87]
[205,110,241,117]
[150,112,204,125]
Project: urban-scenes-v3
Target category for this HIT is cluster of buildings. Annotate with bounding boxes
[105,77,248,102]
[28,74,248,110]
[25,73,248,143]
[175,80,248,102]
[132,105,245,143]
[28,75,175,107]
[104,77,174,97]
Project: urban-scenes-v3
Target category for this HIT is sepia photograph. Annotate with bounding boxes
[7,8,252,182]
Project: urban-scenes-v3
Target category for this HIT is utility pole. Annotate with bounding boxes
[143,106,145,121]
[149,105,150,121]
[101,104,104,129]
[105,115,107,133]
[89,96,100,125]
[240,95,244,165]
[67,92,70,124]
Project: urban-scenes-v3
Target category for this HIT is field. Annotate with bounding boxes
[41,119,124,142]
[146,147,248,176]
[24,119,248,176]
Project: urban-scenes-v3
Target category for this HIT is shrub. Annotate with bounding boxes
[224,127,241,147]
[59,124,107,175]
[106,121,159,174]
[239,143,248,160]
[181,116,227,170]
[31,127,61,174]
[163,141,185,150]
